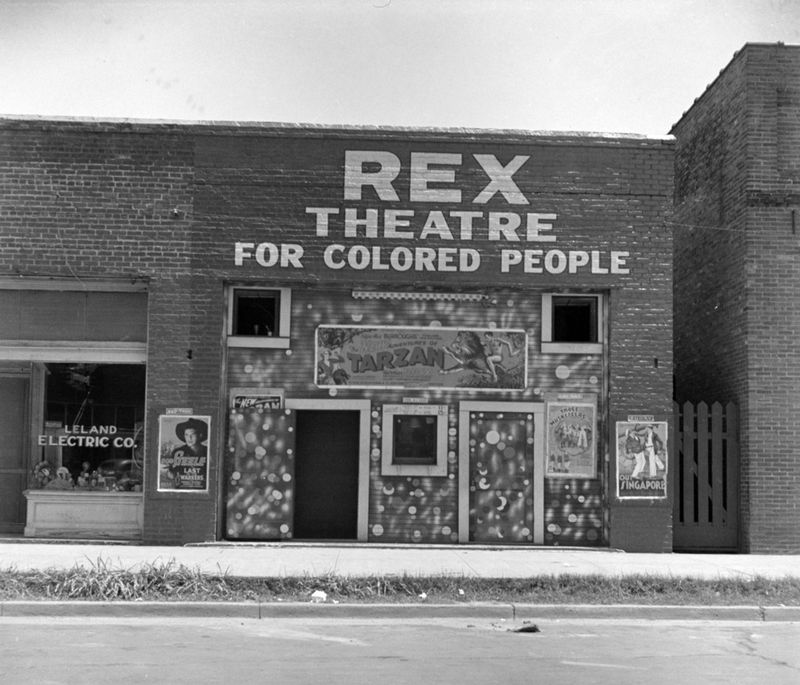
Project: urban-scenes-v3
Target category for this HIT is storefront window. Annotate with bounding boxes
[33,363,145,492]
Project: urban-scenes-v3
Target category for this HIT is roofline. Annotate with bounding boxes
[0,113,674,147]
[670,42,800,133]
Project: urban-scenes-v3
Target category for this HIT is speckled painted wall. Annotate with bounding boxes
[367,403,460,543]
[226,408,295,539]
[224,287,606,545]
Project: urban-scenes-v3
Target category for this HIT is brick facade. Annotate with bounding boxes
[672,43,800,552]
[1,118,674,550]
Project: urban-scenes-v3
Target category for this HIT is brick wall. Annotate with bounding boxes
[1,118,673,548]
[672,44,800,552]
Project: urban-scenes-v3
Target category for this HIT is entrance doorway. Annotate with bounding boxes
[293,410,360,539]
[0,375,30,534]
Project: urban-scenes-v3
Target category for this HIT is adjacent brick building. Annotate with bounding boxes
[0,118,674,551]
[672,43,800,552]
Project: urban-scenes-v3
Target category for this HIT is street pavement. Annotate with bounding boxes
[1,541,799,620]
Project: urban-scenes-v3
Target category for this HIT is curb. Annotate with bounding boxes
[1,601,796,621]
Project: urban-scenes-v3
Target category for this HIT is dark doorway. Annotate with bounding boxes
[293,410,360,539]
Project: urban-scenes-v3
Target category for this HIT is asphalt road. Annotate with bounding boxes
[1,616,799,684]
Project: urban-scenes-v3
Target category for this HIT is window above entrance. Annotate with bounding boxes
[541,293,603,354]
[227,286,292,348]
[381,404,448,477]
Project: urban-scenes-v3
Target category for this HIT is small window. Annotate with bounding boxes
[381,404,448,476]
[392,415,438,466]
[541,293,603,354]
[227,287,291,348]
[552,296,597,343]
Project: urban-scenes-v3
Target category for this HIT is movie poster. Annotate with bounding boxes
[229,388,284,411]
[157,414,210,492]
[315,325,527,391]
[546,398,597,478]
[616,419,668,499]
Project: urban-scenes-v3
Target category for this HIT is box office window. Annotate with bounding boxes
[392,415,438,466]
[381,404,448,476]
[34,363,145,492]
[227,287,292,348]
[541,293,603,354]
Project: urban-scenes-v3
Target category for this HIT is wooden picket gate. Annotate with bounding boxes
[673,401,740,552]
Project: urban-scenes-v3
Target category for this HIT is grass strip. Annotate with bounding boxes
[1,559,799,605]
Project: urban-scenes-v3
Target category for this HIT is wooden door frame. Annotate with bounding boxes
[285,399,371,542]
[458,401,545,544]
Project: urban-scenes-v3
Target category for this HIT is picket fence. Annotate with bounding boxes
[672,401,739,551]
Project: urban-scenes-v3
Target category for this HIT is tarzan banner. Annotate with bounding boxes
[316,325,527,391]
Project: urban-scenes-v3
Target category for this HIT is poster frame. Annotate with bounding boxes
[157,414,211,493]
[544,394,598,479]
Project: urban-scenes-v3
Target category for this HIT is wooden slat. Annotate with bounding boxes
[710,402,725,527]
[695,402,710,524]
[725,402,739,530]
[672,401,682,524]
[681,400,697,524]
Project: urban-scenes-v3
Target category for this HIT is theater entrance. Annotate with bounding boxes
[292,409,360,539]
[225,399,370,541]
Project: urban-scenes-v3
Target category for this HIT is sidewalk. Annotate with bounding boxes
[1,540,799,580]
[2,541,799,621]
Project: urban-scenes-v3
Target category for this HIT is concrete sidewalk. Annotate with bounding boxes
[1,540,799,580]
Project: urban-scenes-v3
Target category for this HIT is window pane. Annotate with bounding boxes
[38,363,145,491]
[234,290,279,336]
[552,297,598,343]
[392,415,438,465]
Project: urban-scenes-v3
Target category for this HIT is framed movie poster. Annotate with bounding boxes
[315,325,527,391]
[616,419,668,499]
[545,396,597,478]
[157,414,211,492]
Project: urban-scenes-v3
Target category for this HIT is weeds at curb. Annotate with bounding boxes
[1,561,799,605]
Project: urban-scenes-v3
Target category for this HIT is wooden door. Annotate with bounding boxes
[0,376,29,534]
[467,410,535,543]
[225,408,296,540]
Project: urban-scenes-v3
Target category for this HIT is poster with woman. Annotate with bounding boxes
[157,414,211,492]
[545,398,597,478]
[616,420,668,499]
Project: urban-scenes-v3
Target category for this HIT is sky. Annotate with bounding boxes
[1,0,798,136]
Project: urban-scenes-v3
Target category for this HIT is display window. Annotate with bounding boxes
[33,363,145,492]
